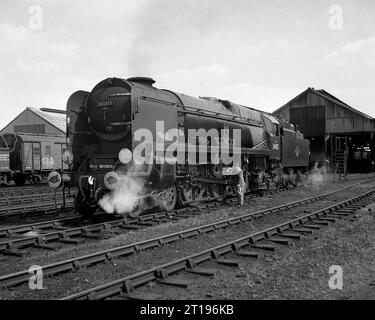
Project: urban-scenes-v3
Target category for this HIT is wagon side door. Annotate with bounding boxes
[32,142,41,171]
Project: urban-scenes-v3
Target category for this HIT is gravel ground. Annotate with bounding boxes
[0,174,374,299]
[0,176,372,278]
[162,203,375,300]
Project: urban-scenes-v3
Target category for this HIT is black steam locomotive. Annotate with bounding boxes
[53,77,309,217]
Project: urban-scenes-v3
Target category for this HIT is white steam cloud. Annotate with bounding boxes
[99,174,145,215]
[308,162,329,192]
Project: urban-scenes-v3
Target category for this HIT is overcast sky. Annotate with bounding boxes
[1,0,374,128]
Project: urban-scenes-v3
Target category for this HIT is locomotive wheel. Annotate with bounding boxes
[75,191,97,217]
[193,185,206,202]
[178,185,194,205]
[127,200,143,218]
[159,185,177,211]
[31,175,42,186]
[209,184,224,200]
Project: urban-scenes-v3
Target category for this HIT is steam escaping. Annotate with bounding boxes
[308,161,329,192]
[99,174,145,215]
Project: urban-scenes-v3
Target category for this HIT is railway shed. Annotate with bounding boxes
[0,107,67,184]
[273,88,375,173]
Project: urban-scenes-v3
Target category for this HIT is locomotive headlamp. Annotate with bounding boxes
[119,148,132,164]
[88,176,95,185]
[104,171,120,190]
[48,171,62,189]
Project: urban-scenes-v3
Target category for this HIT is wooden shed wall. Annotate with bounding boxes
[275,91,374,135]
[1,109,64,136]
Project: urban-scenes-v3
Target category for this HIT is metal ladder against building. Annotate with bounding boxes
[334,150,348,180]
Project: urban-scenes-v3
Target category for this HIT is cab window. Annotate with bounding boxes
[263,117,273,134]
[263,116,278,136]
[273,124,279,136]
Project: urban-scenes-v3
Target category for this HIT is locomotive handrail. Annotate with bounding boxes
[137,96,263,128]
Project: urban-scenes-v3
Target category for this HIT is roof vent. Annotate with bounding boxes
[127,77,155,86]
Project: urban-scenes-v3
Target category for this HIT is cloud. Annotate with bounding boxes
[325,36,375,67]
[160,64,229,80]
[274,40,289,49]
[220,83,302,111]
[156,64,231,97]
[0,23,32,42]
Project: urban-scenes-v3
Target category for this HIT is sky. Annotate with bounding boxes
[0,0,375,129]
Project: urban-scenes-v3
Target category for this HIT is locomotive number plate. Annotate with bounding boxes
[98,100,114,107]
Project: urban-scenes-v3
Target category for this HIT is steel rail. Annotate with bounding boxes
[0,193,66,207]
[0,199,74,218]
[0,186,285,242]
[0,216,82,238]
[0,182,369,288]
[61,188,375,300]
[0,186,53,197]
[0,184,345,253]
[0,187,287,250]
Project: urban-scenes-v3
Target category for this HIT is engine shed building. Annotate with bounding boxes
[0,107,67,173]
[273,88,375,173]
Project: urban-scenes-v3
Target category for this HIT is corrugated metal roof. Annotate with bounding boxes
[27,107,66,133]
[312,89,373,120]
[274,87,374,120]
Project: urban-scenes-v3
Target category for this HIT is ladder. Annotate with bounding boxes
[334,150,348,181]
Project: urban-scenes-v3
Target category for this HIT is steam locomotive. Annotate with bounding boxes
[52,77,310,217]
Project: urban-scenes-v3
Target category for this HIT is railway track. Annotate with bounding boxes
[0,214,111,238]
[0,186,54,197]
[0,182,351,256]
[0,189,281,256]
[0,186,76,219]
[0,192,68,207]
[0,198,74,219]
[0,181,372,289]
[60,188,375,300]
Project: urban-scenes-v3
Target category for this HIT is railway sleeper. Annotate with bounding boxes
[119,225,140,230]
[157,278,191,289]
[213,258,240,267]
[80,232,103,240]
[278,232,302,240]
[319,217,338,222]
[251,243,276,251]
[123,292,162,300]
[234,250,260,258]
[313,220,330,225]
[303,224,322,230]
[1,248,26,257]
[56,237,85,245]
[291,227,313,234]
[324,214,345,219]
[32,243,56,250]
[186,267,218,277]
[332,211,350,216]
[268,237,290,245]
